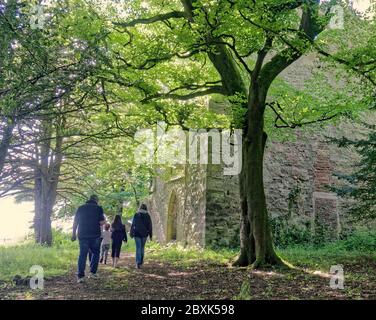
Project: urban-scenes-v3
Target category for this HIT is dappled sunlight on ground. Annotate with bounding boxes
[252,270,285,278]
[1,251,375,300]
[311,270,332,278]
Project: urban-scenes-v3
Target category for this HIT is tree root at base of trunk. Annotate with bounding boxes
[233,253,289,269]
[233,256,251,267]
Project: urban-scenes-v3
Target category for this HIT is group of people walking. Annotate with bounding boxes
[72,195,153,283]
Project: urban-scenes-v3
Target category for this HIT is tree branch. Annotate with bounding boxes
[259,0,322,92]
[266,101,340,128]
[141,83,224,102]
[113,11,188,28]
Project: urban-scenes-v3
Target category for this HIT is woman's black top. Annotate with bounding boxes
[111,224,127,243]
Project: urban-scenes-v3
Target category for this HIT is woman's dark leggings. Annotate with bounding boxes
[111,240,122,258]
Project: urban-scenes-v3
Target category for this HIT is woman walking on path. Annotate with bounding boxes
[130,204,153,269]
[111,215,127,268]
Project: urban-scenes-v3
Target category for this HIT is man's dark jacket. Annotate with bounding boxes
[74,200,105,239]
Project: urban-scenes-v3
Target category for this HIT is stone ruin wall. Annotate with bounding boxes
[204,122,363,248]
[148,121,363,248]
[148,53,367,248]
[148,165,207,247]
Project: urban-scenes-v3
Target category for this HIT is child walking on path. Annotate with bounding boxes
[111,215,127,268]
[100,223,111,264]
[130,203,153,269]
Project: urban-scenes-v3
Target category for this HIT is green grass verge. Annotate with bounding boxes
[0,242,77,281]
[278,229,376,270]
[0,230,138,282]
[279,246,376,270]
[146,242,238,267]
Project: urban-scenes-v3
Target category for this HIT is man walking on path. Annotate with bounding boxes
[72,195,106,283]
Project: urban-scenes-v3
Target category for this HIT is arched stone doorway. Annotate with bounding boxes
[166,192,178,242]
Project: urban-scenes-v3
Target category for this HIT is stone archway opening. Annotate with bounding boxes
[166,193,178,242]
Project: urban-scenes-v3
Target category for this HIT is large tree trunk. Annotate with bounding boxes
[35,173,59,245]
[34,188,55,246]
[39,190,54,245]
[34,121,52,245]
[246,127,281,267]
[34,119,64,246]
[233,139,254,266]
[234,90,283,268]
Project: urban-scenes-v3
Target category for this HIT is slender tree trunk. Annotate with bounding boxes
[130,183,140,207]
[117,186,126,216]
[0,120,15,176]
[34,155,42,242]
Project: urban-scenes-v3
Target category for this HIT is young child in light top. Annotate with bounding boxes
[100,223,111,264]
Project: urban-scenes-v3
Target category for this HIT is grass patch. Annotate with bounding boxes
[146,242,238,267]
[0,230,137,282]
[0,230,80,281]
[278,229,376,270]
[0,242,77,281]
[278,246,376,270]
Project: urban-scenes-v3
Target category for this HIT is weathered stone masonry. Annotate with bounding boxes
[147,122,362,248]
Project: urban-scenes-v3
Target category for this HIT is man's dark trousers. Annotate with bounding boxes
[78,237,101,278]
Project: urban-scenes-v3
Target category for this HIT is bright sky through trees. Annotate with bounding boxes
[0,197,33,243]
[354,0,373,12]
